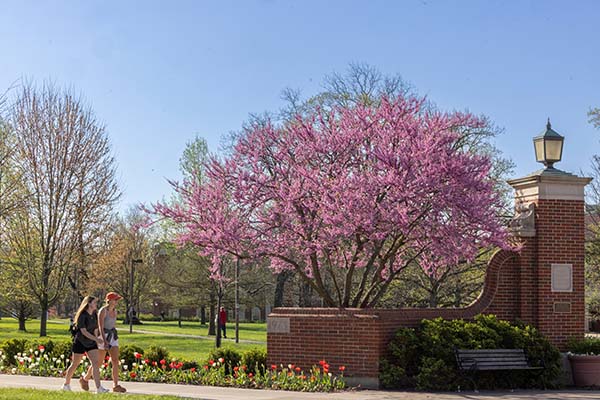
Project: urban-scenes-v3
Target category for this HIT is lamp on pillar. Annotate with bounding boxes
[507,120,592,352]
[533,119,564,169]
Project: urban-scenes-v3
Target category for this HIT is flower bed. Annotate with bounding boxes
[0,344,346,392]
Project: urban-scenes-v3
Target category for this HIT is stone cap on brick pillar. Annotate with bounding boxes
[507,168,592,203]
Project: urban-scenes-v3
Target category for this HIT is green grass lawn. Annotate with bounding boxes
[0,318,266,362]
[0,388,189,399]
[133,320,267,341]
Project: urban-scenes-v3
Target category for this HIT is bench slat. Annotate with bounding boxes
[455,348,541,372]
[460,361,529,367]
[460,357,528,362]
[468,365,538,371]
[457,349,525,354]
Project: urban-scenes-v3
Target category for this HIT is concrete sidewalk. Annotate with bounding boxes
[2,375,600,400]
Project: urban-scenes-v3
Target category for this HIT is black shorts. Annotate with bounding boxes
[72,339,98,354]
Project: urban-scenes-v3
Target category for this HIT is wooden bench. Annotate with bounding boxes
[455,349,543,391]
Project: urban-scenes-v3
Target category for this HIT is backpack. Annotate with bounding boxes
[69,322,79,338]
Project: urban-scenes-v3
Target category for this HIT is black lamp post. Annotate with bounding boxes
[533,119,564,169]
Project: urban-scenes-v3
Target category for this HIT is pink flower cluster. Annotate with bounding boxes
[151,96,511,307]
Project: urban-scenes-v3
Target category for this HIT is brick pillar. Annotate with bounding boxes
[508,169,591,350]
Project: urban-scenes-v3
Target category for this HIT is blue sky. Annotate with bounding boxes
[1,0,599,211]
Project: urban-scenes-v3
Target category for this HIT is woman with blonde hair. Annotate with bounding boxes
[79,292,126,393]
[62,296,108,393]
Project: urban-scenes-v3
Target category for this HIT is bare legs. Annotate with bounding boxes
[84,346,122,389]
[108,346,121,387]
[63,353,86,386]
[84,349,105,382]
[64,349,102,388]
[86,349,102,389]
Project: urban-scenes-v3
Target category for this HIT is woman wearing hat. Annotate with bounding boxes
[62,296,108,393]
[80,292,126,393]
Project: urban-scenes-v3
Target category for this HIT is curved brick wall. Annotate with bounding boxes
[268,172,589,388]
[267,249,520,386]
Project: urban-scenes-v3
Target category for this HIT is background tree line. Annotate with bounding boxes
[5,65,594,337]
[0,83,273,335]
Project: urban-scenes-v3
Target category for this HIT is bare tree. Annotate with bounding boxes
[85,208,154,323]
[590,107,600,130]
[0,88,24,222]
[7,83,120,336]
[0,257,38,331]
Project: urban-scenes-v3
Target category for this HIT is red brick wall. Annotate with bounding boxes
[267,249,520,382]
[534,199,586,349]
[267,198,586,385]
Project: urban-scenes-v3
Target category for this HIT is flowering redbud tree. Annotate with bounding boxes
[152,97,510,308]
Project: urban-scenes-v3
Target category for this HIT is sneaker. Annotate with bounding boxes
[61,384,71,391]
[96,386,109,394]
[79,376,89,391]
[112,385,127,393]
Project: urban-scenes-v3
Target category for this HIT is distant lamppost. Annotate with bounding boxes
[129,258,143,334]
[533,119,564,169]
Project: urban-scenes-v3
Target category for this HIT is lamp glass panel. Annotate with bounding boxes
[545,139,563,161]
[534,139,545,162]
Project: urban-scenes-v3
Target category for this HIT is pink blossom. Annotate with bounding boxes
[149,96,510,307]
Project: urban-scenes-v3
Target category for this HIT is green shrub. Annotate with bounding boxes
[144,345,170,363]
[381,315,561,391]
[240,347,267,374]
[567,336,600,355]
[1,339,29,366]
[48,340,72,359]
[206,348,242,374]
[180,359,199,370]
[28,339,73,359]
[379,327,419,388]
[379,358,410,389]
[120,344,144,369]
[415,356,457,390]
[28,338,64,356]
[1,338,73,366]
[588,294,600,320]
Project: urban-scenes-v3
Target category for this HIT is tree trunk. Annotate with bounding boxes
[208,289,216,336]
[18,306,27,332]
[200,305,206,325]
[39,295,48,337]
[428,290,439,308]
[216,287,222,348]
[178,308,182,328]
[274,270,292,307]
[299,281,313,307]
[215,284,224,349]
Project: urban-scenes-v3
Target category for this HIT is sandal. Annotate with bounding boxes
[112,384,127,393]
[78,376,89,391]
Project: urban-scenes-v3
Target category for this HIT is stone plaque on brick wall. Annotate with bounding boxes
[267,317,290,333]
[554,302,571,313]
[551,264,572,292]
